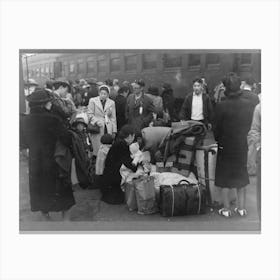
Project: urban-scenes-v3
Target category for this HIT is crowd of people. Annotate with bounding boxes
[20,73,261,220]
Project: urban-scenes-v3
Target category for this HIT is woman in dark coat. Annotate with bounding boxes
[161,83,176,122]
[20,88,75,220]
[101,125,138,204]
[213,73,255,217]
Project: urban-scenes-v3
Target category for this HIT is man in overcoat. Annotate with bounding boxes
[126,79,154,133]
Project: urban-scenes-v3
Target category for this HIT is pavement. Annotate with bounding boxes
[19,156,261,233]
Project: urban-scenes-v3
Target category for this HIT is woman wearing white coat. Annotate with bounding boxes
[87,85,117,156]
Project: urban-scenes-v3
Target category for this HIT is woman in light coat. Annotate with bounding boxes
[87,85,117,156]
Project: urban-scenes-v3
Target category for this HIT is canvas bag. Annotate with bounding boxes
[124,182,138,211]
[134,176,158,215]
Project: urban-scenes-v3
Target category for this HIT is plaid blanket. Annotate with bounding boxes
[159,121,206,172]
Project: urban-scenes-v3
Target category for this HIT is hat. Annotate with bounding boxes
[100,134,113,145]
[25,78,38,87]
[86,78,98,85]
[96,81,104,86]
[82,84,91,89]
[53,78,71,92]
[148,86,159,96]
[79,79,87,86]
[162,83,172,90]
[73,112,89,125]
[99,84,111,94]
[134,79,145,87]
[72,117,87,127]
[26,88,53,104]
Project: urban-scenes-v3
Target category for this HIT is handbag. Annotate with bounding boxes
[88,122,100,134]
[88,101,100,134]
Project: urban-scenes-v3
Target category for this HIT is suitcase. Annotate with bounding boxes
[195,144,237,207]
[159,179,206,217]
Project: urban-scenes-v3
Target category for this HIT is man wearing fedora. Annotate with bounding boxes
[51,78,76,121]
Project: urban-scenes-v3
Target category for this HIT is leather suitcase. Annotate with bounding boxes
[159,179,206,217]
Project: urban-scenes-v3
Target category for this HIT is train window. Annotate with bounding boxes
[77,61,84,73]
[143,53,157,70]
[45,65,49,73]
[97,59,107,73]
[163,53,182,68]
[69,62,75,73]
[241,53,252,65]
[188,54,201,67]
[87,60,96,73]
[206,54,220,65]
[36,68,40,77]
[125,55,137,71]
[110,57,120,72]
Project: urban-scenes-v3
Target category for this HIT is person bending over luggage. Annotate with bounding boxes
[101,125,138,204]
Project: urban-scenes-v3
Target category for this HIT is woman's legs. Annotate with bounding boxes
[221,188,230,209]
[236,187,247,210]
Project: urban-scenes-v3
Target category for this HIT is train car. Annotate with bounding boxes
[22,50,261,99]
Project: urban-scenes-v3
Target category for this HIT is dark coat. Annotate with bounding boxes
[20,108,75,212]
[82,87,98,106]
[102,139,137,204]
[126,93,154,133]
[115,94,127,131]
[162,89,176,120]
[240,89,259,109]
[213,93,255,188]
[179,93,214,124]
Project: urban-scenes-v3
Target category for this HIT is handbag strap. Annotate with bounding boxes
[178,179,191,186]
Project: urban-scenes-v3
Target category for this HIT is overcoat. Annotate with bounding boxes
[126,93,154,133]
[20,107,75,212]
[213,92,255,188]
[87,97,117,156]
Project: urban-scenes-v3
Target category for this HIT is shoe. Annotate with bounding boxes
[218,208,232,218]
[234,208,247,217]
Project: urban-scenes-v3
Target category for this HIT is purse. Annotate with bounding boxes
[87,101,100,134]
[88,122,100,134]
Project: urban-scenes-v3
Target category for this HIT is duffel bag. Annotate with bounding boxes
[134,176,158,215]
[160,179,206,217]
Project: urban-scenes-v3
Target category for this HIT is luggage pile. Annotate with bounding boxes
[123,120,237,217]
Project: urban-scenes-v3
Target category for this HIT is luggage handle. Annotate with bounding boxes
[177,179,191,186]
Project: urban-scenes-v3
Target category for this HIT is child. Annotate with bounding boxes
[72,114,93,158]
